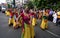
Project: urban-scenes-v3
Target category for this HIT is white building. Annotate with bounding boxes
[6,0,12,4]
[6,0,29,8]
[15,0,29,8]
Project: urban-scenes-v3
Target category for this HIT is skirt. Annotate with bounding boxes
[40,18,48,30]
[32,17,37,27]
[21,23,35,38]
[8,17,18,28]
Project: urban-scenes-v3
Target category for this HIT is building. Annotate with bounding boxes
[6,0,29,8]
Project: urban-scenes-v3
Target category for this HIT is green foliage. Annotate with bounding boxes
[7,4,12,8]
[24,0,60,9]
[27,1,34,9]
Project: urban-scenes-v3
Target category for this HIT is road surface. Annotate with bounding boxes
[0,13,60,38]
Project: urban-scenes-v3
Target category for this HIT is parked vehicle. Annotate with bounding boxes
[1,5,6,13]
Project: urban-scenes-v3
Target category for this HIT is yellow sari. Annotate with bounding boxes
[40,12,48,30]
[40,18,48,30]
[57,11,60,18]
[5,11,10,16]
[32,17,36,27]
[21,23,35,38]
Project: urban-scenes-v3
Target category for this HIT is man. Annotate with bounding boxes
[53,10,57,23]
[48,9,54,21]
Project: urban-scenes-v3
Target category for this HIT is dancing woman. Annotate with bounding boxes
[18,8,35,38]
[40,9,49,30]
[8,8,18,29]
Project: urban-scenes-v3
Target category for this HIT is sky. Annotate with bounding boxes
[0,0,6,4]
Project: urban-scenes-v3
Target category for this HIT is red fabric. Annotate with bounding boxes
[20,13,24,17]
[15,13,18,18]
[30,13,36,17]
[10,11,14,17]
[20,13,30,29]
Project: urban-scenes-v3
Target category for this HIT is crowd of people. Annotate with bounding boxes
[5,7,60,38]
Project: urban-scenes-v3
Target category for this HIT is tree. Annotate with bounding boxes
[25,0,60,9]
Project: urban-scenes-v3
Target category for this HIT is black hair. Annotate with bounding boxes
[25,8,30,14]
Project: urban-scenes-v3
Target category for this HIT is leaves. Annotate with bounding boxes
[24,0,60,9]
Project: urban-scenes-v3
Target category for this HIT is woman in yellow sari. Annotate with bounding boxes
[40,9,49,30]
[30,9,37,27]
[18,8,35,38]
[8,8,19,29]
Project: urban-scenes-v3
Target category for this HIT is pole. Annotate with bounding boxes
[13,0,15,8]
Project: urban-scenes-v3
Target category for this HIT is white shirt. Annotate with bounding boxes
[53,13,57,18]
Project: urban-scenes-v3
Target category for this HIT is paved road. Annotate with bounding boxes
[0,13,60,38]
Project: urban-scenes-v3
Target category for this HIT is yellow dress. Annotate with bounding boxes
[40,18,48,30]
[40,12,48,30]
[21,23,35,38]
[5,11,10,16]
[57,11,60,18]
[8,15,18,28]
[32,17,36,27]
[8,17,16,27]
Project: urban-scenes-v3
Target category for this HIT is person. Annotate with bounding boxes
[56,11,60,26]
[38,10,42,19]
[53,10,57,23]
[40,8,49,30]
[30,9,37,26]
[17,8,35,38]
[48,9,53,21]
[8,8,18,29]
[18,9,24,27]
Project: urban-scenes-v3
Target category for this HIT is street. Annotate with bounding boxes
[0,13,60,38]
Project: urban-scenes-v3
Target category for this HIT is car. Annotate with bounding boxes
[1,6,6,13]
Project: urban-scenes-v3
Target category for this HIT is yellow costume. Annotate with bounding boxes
[5,10,10,16]
[20,13,35,38]
[40,17,48,29]
[21,23,35,38]
[32,17,36,27]
[8,13,18,28]
[8,17,16,28]
[57,11,60,18]
[40,12,48,30]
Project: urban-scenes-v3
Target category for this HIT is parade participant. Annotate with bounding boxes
[18,8,35,38]
[8,8,13,26]
[38,10,42,19]
[13,8,19,29]
[18,8,24,27]
[56,11,60,25]
[30,9,37,26]
[48,9,53,21]
[5,9,10,16]
[40,8,49,30]
[53,10,57,23]
[8,8,18,29]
